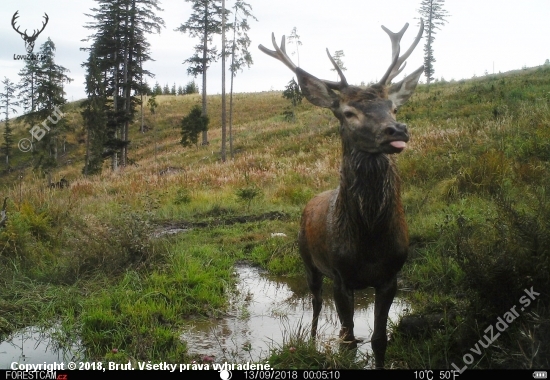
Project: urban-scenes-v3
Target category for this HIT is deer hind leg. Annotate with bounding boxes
[305,266,324,339]
[372,276,398,369]
[333,279,358,347]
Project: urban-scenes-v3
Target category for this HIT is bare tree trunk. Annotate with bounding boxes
[124,0,137,165]
[426,1,434,87]
[221,0,226,162]
[229,80,234,159]
[112,48,119,172]
[53,141,58,160]
[121,1,130,167]
[201,2,209,145]
[49,65,58,162]
[140,45,144,133]
[141,95,144,132]
[229,6,237,160]
[31,71,35,112]
[84,119,90,176]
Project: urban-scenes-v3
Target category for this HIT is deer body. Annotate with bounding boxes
[260,21,424,368]
[299,147,408,367]
[301,154,408,288]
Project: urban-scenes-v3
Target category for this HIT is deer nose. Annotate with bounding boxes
[384,123,408,137]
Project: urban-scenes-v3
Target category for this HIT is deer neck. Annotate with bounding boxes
[334,146,400,234]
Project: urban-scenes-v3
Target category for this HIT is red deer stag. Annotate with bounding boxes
[259,20,424,368]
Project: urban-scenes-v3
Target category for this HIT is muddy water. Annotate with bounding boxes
[0,263,409,368]
[0,326,82,369]
[180,263,410,364]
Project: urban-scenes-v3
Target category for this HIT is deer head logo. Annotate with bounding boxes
[11,11,49,54]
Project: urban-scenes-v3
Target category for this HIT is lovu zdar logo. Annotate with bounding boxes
[11,10,49,53]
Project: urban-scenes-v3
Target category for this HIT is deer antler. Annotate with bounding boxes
[324,49,349,90]
[259,33,298,72]
[259,34,348,91]
[11,11,49,39]
[30,13,49,39]
[11,11,27,38]
[379,19,424,85]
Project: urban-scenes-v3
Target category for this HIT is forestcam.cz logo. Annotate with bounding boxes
[11,10,49,60]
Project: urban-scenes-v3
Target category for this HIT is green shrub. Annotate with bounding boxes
[235,186,261,211]
[174,188,191,205]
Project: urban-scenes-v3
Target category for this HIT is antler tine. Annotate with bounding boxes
[391,19,424,81]
[324,49,348,90]
[258,33,298,73]
[11,11,26,37]
[259,33,350,92]
[31,13,49,38]
[379,19,424,85]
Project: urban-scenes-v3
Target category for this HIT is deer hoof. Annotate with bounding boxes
[339,338,359,350]
[338,328,363,348]
[340,337,363,343]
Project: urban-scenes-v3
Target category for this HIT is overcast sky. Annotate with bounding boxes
[1,0,549,104]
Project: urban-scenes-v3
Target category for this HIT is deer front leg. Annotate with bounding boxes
[332,279,357,345]
[372,276,398,369]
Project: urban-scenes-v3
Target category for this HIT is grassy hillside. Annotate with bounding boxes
[0,66,549,368]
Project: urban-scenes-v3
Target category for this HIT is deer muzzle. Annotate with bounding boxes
[384,123,409,152]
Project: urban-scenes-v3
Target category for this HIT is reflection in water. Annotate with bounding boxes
[0,326,82,369]
[180,263,410,363]
[0,264,409,367]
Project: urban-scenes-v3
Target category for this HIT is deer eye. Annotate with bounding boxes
[343,111,356,119]
[393,108,398,115]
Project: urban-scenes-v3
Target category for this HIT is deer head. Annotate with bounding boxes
[259,20,424,155]
[12,11,49,54]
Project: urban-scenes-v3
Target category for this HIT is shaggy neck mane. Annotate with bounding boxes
[334,147,400,238]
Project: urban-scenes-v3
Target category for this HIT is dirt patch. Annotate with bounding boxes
[153,211,289,238]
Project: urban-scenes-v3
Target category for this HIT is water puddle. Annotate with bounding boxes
[180,263,410,364]
[0,326,82,369]
[0,264,409,368]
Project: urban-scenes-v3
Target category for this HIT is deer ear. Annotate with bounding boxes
[388,65,424,107]
[295,67,340,109]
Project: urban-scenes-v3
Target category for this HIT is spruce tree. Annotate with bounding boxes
[153,82,162,95]
[418,0,449,85]
[34,38,72,164]
[329,50,346,81]
[181,105,208,148]
[84,0,165,169]
[287,27,302,67]
[17,58,40,116]
[0,78,18,167]
[227,0,256,159]
[81,48,108,175]
[176,0,227,145]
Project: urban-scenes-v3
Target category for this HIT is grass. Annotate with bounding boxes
[1,65,550,367]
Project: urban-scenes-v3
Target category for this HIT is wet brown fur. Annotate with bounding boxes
[297,83,410,369]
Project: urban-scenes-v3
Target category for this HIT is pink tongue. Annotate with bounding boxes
[390,141,407,149]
